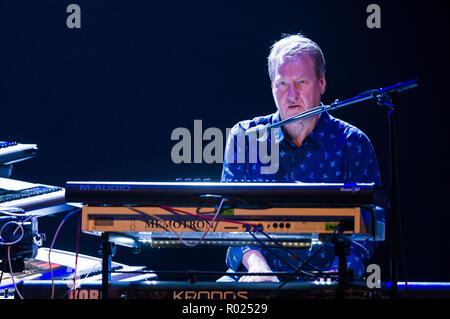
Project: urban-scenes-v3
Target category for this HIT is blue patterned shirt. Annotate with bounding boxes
[221,111,382,280]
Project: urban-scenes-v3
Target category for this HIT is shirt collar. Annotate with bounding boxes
[307,111,330,146]
[270,109,331,147]
[270,111,285,144]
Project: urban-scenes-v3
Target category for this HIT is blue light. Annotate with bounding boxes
[386,282,450,288]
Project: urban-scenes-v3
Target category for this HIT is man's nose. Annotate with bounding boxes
[287,84,299,103]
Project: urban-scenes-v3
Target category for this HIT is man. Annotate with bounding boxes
[220,34,382,282]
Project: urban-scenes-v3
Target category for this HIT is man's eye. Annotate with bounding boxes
[296,80,306,85]
[277,82,288,90]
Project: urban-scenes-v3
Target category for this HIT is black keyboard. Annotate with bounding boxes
[0,177,68,215]
[0,141,38,165]
[0,141,18,149]
[65,181,383,208]
[0,186,63,204]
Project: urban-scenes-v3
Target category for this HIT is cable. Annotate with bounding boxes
[138,199,226,248]
[131,201,258,248]
[159,205,259,229]
[154,205,332,283]
[0,210,35,246]
[0,254,6,286]
[247,229,319,279]
[5,215,33,299]
[7,245,23,299]
[126,207,173,232]
[128,207,196,246]
[257,230,322,272]
[130,205,217,247]
[48,208,80,299]
[70,213,82,299]
[265,223,343,299]
[0,221,25,246]
[176,198,225,247]
[162,199,227,247]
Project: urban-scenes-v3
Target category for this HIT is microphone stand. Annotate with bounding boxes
[247,79,418,299]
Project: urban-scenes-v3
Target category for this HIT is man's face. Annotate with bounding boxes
[272,54,326,121]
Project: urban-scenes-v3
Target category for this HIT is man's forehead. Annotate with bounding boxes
[274,53,315,76]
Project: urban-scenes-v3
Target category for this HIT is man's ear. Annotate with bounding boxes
[320,75,326,95]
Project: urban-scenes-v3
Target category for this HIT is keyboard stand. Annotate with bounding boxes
[101,232,115,300]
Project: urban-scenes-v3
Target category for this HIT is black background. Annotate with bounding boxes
[1,0,449,282]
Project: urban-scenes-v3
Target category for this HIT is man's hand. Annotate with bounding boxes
[238,249,279,282]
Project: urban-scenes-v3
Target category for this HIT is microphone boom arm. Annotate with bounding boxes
[245,78,418,135]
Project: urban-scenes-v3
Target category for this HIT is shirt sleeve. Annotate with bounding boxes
[225,246,264,271]
[345,130,382,186]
